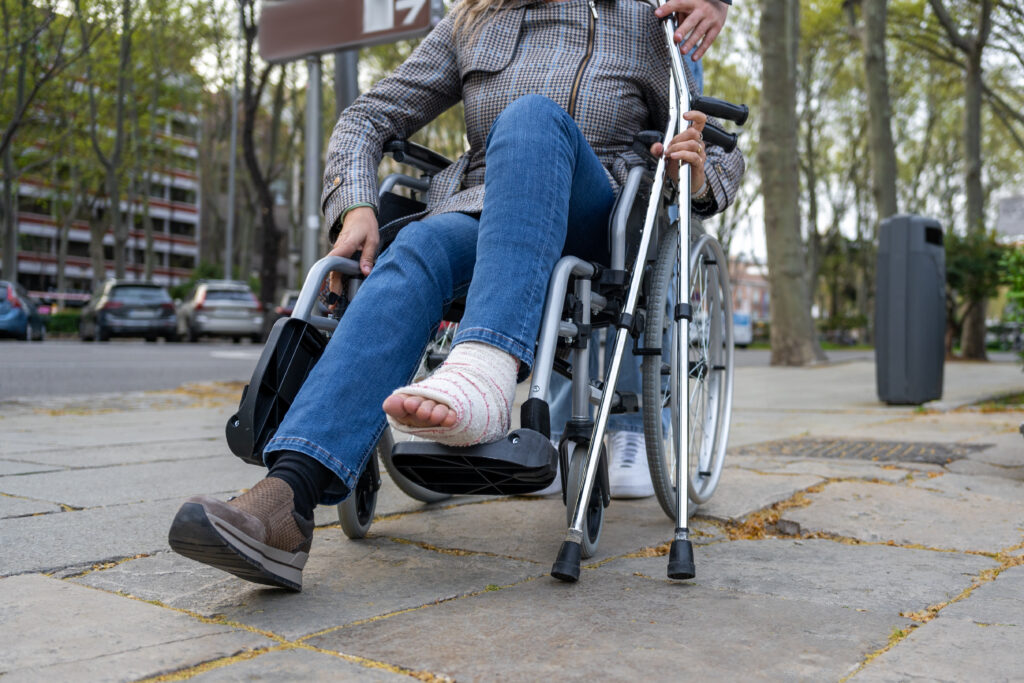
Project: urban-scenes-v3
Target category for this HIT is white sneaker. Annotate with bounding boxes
[607,431,654,499]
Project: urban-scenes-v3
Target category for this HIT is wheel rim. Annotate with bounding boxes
[645,231,733,515]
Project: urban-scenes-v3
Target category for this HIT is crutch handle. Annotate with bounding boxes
[702,122,738,153]
[691,94,749,125]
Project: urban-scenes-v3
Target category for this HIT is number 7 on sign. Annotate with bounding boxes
[364,0,425,33]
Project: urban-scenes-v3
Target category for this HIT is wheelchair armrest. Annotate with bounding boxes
[384,140,453,176]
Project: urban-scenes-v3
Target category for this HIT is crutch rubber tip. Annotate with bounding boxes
[551,540,582,582]
[667,539,695,580]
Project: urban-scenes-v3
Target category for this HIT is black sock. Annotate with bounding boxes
[267,451,335,519]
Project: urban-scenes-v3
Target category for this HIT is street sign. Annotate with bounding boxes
[258,0,444,63]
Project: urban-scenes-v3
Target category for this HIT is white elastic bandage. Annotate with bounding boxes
[387,341,518,446]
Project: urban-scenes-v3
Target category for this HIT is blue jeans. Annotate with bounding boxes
[264,95,615,504]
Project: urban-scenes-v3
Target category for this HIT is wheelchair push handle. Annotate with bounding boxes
[691,94,749,126]
[384,139,453,176]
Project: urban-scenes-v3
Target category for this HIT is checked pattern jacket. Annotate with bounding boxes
[321,0,745,238]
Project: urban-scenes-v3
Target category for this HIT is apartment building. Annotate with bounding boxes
[12,112,201,299]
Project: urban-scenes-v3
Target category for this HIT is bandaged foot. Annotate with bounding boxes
[384,341,518,446]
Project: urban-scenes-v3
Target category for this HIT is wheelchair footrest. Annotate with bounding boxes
[391,429,557,495]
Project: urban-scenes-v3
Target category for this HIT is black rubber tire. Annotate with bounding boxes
[338,458,379,539]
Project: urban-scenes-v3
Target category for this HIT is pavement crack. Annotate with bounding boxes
[298,574,544,643]
[841,542,1024,682]
[131,645,282,682]
[384,535,545,565]
[294,642,455,682]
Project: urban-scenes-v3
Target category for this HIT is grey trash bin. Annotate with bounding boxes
[875,214,946,405]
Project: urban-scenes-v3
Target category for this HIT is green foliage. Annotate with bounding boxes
[168,261,223,300]
[1000,246,1024,364]
[45,310,81,335]
[945,230,1005,304]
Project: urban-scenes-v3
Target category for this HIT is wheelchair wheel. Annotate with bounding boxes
[563,439,605,559]
[338,450,380,539]
[642,226,734,520]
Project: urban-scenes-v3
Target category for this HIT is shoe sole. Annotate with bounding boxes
[610,486,655,499]
[168,502,306,591]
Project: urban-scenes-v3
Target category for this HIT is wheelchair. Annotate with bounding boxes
[225,17,746,582]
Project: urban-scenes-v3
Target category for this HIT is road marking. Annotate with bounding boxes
[210,350,261,360]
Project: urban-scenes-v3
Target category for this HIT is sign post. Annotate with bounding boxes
[258,0,443,277]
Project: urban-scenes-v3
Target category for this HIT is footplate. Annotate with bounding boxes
[391,429,557,495]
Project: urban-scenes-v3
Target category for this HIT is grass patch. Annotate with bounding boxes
[971,392,1024,412]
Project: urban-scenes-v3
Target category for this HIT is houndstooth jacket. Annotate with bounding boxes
[321,0,745,236]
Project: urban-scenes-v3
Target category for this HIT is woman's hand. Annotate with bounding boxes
[654,0,729,61]
[327,206,379,294]
[649,110,708,190]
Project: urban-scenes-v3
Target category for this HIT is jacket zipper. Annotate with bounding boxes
[567,0,598,119]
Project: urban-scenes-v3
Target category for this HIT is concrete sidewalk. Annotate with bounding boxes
[1,358,1022,681]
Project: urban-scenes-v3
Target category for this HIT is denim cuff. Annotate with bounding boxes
[264,436,354,506]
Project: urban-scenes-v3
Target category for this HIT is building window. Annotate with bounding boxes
[170,186,197,204]
[169,220,194,238]
[169,253,194,269]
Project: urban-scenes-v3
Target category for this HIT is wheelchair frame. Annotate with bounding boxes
[226,3,745,583]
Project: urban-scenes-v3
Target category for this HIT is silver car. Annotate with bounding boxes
[178,281,265,343]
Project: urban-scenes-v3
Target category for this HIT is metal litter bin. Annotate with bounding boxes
[875,214,946,405]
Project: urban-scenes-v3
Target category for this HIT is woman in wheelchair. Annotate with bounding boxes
[169,0,743,590]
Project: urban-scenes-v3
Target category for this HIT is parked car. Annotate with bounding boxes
[0,281,46,341]
[733,311,753,348]
[178,280,265,343]
[274,290,300,319]
[79,281,178,342]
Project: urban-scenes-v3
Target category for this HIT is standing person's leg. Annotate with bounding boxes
[168,212,480,589]
[385,94,615,446]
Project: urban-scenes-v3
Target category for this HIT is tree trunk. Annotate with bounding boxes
[89,215,106,290]
[759,0,824,365]
[927,0,992,360]
[111,0,132,279]
[861,0,898,220]
[959,51,987,359]
[1,147,17,280]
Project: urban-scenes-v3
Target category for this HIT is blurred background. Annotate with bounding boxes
[0,0,1021,367]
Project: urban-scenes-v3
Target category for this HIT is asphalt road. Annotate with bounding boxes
[0,338,887,401]
[0,339,262,400]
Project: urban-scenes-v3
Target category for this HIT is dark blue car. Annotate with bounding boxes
[0,281,46,341]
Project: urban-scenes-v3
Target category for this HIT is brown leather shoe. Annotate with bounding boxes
[168,477,313,591]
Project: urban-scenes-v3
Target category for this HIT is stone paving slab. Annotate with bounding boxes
[309,569,906,682]
[906,472,1024,503]
[0,456,257,508]
[0,498,183,576]
[601,539,996,614]
[0,407,226,455]
[726,454,932,483]
[370,495,702,565]
[75,529,543,641]
[0,494,62,519]
[781,480,1024,552]
[946,459,1024,481]
[696,467,824,522]
[0,459,63,476]
[0,574,272,682]
[1,437,227,468]
[188,648,409,682]
[958,428,1024,468]
[852,566,1024,682]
